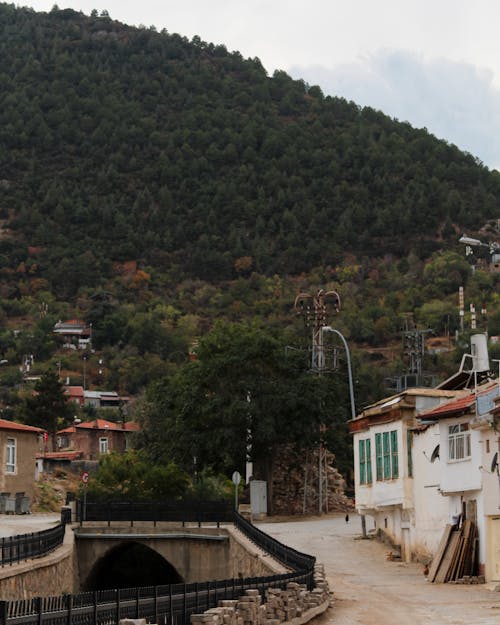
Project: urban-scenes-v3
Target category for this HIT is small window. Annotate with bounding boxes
[99,437,109,454]
[448,423,471,461]
[6,438,16,473]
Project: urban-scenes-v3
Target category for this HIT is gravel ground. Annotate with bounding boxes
[258,513,500,625]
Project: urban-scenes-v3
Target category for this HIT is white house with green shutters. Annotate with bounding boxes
[350,387,462,562]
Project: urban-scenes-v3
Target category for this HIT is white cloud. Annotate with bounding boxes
[289,51,500,170]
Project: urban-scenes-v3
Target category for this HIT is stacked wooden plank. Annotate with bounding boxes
[428,520,478,583]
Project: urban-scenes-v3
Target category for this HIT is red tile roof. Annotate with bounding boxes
[419,382,498,419]
[57,419,139,434]
[0,419,44,433]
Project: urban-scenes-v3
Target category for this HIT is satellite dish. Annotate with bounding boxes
[491,452,499,474]
[430,445,440,463]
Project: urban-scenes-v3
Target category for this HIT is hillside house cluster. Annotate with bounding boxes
[350,333,500,583]
[64,386,130,410]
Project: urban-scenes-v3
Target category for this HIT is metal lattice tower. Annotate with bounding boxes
[294,289,341,372]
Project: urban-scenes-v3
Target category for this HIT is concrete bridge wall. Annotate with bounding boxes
[75,524,286,590]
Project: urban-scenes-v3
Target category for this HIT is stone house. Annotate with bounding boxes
[0,419,44,502]
[57,419,140,460]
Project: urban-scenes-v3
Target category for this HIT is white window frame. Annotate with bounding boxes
[6,438,16,474]
[99,437,109,454]
[448,423,471,461]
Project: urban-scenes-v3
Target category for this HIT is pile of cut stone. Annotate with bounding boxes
[191,565,330,625]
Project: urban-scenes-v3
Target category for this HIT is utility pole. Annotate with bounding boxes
[294,289,341,514]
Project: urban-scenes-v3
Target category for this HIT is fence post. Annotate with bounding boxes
[182,584,186,625]
[65,594,72,625]
[93,591,97,625]
[154,586,158,625]
[36,596,42,625]
[136,587,140,619]
[116,589,121,625]
[0,600,8,625]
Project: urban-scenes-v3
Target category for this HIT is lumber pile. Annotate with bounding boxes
[428,520,479,583]
[271,445,351,515]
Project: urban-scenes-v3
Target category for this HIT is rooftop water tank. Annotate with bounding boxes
[470,333,490,372]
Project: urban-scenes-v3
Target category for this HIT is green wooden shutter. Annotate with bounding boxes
[359,439,366,484]
[391,430,399,478]
[383,431,391,479]
[366,438,372,483]
[375,433,383,481]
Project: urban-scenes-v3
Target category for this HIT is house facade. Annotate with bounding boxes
[0,419,44,502]
[350,388,464,562]
[352,379,500,581]
[417,381,500,580]
[57,419,139,460]
[53,319,91,350]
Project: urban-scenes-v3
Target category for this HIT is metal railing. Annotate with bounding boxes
[0,524,65,567]
[0,501,316,625]
[75,499,234,526]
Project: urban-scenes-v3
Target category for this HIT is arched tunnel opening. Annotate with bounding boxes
[84,541,184,590]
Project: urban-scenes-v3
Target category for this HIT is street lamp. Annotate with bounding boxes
[321,326,356,420]
[323,326,368,536]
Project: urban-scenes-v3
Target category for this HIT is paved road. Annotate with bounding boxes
[0,513,60,537]
[259,514,500,625]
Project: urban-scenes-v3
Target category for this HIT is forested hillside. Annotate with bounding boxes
[1,3,499,297]
[0,3,500,479]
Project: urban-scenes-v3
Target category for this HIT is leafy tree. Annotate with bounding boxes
[84,450,189,500]
[23,370,72,448]
[135,322,352,507]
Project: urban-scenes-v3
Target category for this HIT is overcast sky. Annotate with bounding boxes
[24,1,500,170]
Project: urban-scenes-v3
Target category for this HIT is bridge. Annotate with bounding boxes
[0,501,321,625]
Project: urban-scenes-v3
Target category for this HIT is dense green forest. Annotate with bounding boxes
[1,4,500,494]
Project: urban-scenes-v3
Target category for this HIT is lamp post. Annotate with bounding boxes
[321,326,366,535]
[321,326,356,420]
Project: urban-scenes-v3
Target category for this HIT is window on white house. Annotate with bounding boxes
[6,438,16,473]
[359,438,372,484]
[448,423,471,460]
[99,437,109,454]
[375,430,399,480]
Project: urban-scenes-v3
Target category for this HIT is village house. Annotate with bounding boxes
[350,387,461,562]
[0,419,44,507]
[56,419,140,460]
[53,319,92,350]
[64,386,129,411]
[351,333,500,583]
[416,379,500,580]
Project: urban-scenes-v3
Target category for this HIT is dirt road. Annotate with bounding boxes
[259,514,500,625]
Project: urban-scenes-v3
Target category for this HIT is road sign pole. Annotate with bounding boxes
[232,471,241,511]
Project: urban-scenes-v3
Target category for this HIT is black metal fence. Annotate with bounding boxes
[75,499,234,526]
[0,570,313,625]
[0,524,65,567]
[0,501,316,625]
